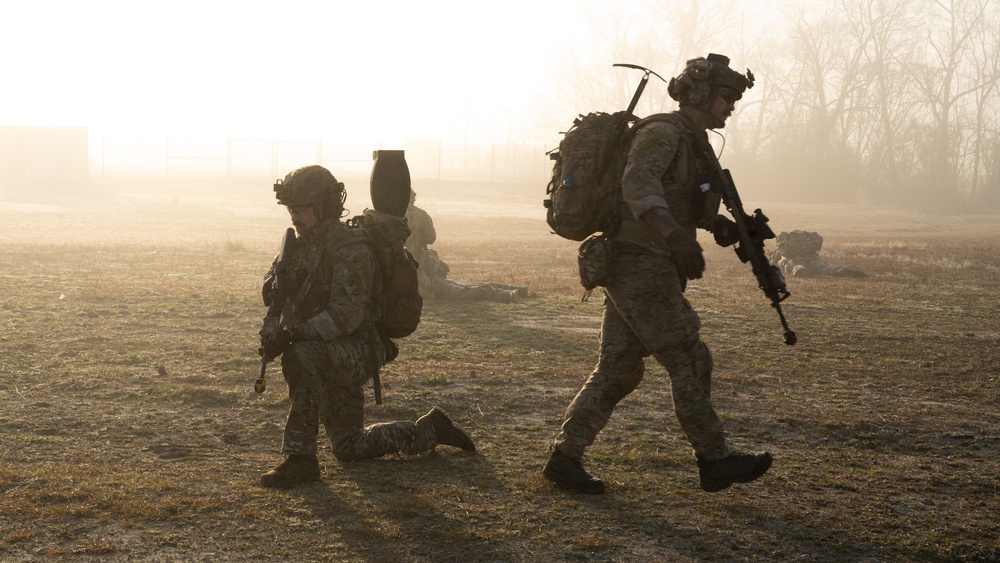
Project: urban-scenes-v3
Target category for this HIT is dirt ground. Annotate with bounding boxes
[0,176,998,562]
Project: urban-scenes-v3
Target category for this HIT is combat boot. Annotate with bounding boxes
[260,454,321,489]
[419,407,476,451]
[543,448,605,494]
[697,451,773,492]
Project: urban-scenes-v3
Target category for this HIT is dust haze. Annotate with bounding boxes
[3,0,1000,214]
[3,4,1000,560]
[2,174,999,561]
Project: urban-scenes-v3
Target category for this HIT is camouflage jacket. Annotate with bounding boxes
[404,204,449,280]
[615,107,720,254]
[404,204,436,265]
[267,218,378,341]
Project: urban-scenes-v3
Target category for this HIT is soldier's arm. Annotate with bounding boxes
[414,206,436,246]
[641,207,684,240]
[289,243,376,341]
[622,122,685,239]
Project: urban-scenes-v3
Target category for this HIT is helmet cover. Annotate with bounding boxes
[668,53,754,106]
[274,165,343,207]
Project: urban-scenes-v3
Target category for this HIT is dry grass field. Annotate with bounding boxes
[1,177,998,562]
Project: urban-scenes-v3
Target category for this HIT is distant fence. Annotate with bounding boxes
[0,126,89,188]
[92,137,552,184]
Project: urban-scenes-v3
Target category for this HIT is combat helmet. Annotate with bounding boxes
[668,53,754,106]
[274,165,346,218]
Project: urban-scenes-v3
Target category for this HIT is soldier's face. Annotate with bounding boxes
[707,88,738,129]
[288,205,319,235]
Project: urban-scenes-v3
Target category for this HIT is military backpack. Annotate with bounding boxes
[544,111,675,241]
[334,209,423,341]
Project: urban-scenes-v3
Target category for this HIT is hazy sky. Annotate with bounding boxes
[1,0,619,143]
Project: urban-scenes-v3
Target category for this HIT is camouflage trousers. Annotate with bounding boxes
[552,252,731,462]
[776,254,866,278]
[428,278,522,303]
[279,338,437,461]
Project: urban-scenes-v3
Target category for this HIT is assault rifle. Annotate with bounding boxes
[694,139,797,346]
[255,227,298,393]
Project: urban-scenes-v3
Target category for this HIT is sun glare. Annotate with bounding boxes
[1,0,586,143]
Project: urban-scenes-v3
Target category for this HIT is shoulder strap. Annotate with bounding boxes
[672,112,720,164]
[625,112,679,144]
[288,226,372,315]
[326,227,373,255]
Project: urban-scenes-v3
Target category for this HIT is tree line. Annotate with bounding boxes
[533,0,1000,211]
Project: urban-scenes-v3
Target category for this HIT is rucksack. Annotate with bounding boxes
[544,111,676,241]
[335,209,423,340]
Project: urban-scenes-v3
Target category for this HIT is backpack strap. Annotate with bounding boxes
[288,226,372,317]
[326,228,373,256]
[626,112,679,145]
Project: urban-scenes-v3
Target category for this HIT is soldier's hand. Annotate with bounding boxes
[711,215,740,247]
[259,316,281,340]
[288,322,320,341]
[260,329,292,360]
[666,229,705,280]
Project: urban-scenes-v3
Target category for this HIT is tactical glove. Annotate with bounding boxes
[260,329,292,361]
[711,215,740,247]
[288,322,320,341]
[666,229,705,280]
[259,316,281,340]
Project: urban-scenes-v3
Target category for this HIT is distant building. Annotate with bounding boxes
[0,126,89,198]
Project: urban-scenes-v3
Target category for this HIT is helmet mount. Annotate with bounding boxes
[668,53,754,107]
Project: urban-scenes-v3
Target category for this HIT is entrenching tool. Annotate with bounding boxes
[613,63,668,120]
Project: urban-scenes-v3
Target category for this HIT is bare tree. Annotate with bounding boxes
[642,0,748,113]
[966,15,1000,203]
[840,0,922,203]
[905,0,996,209]
[741,1,872,202]
[522,0,1000,209]
[529,0,750,137]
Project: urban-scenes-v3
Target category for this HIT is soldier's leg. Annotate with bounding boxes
[260,342,324,488]
[278,342,324,456]
[483,282,529,298]
[596,254,771,490]
[552,301,646,460]
[323,384,439,461]
[319,338,451,461]
[544,280,648,493]
[605,253,730,462]
[650,334,772,491]
[650,339,729,462]
[432,277,493,301]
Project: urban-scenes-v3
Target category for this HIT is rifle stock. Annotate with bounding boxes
[256,227,298,392]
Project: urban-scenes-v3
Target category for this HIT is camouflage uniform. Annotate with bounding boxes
[552,106,731,463]
[267,218,441,460]
[405,199,526,303]
[770,230,866,278]
[547,54,771,494]
[259,167,474,486]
